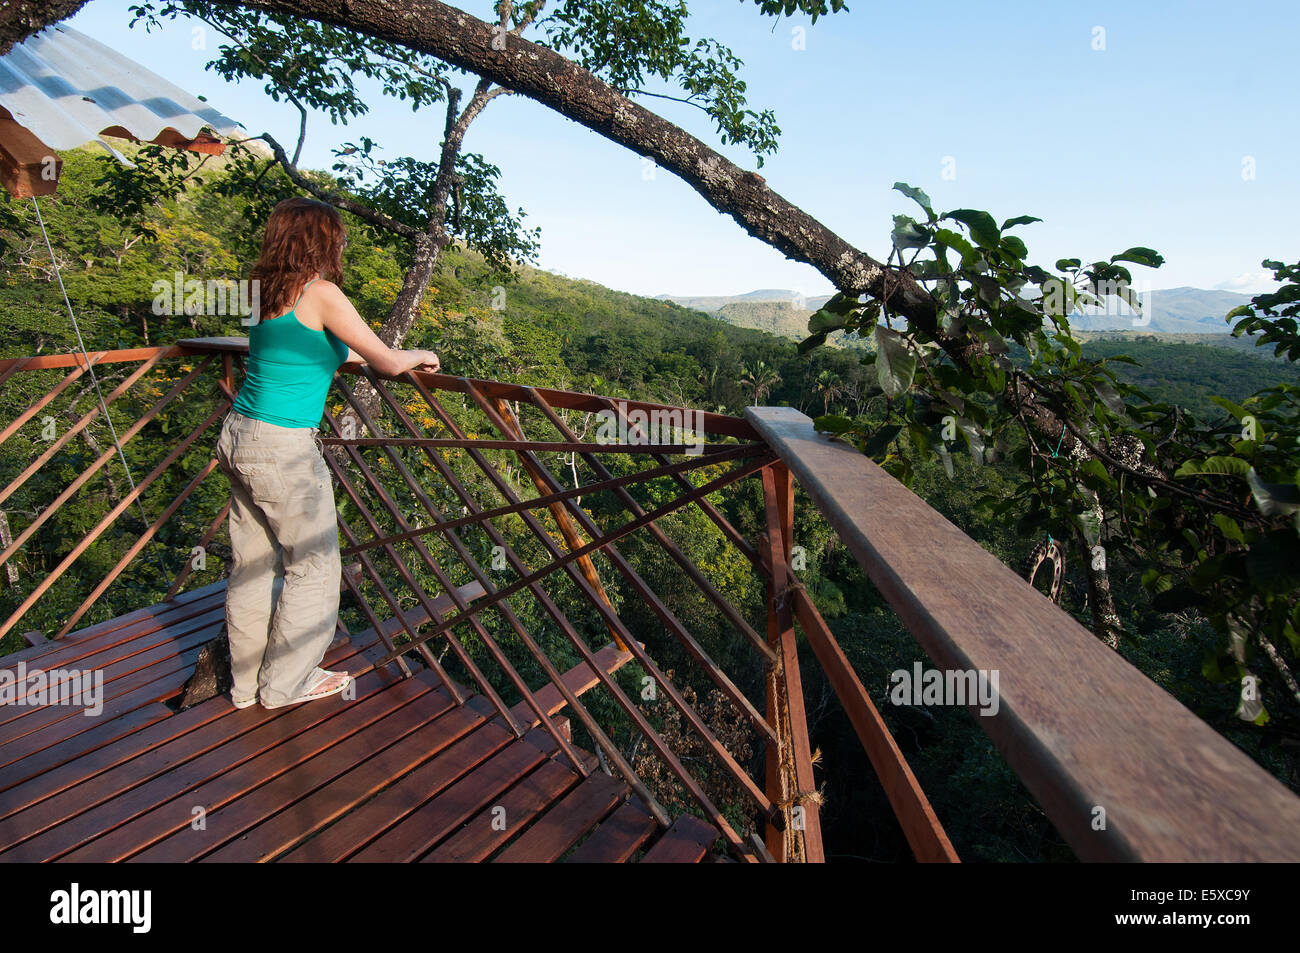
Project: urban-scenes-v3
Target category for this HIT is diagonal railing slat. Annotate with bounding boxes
[323,382,587,766]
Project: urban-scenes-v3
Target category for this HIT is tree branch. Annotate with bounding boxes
[260,132,419,237]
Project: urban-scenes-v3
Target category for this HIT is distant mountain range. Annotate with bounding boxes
[656,286,1258,340]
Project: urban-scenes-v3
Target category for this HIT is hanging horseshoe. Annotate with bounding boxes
[1024,538,1066,604]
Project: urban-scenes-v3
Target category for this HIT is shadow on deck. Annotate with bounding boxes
[0,578,719,863]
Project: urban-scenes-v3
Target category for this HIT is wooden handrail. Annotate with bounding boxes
[175,336,760,440]
[745,404,1300,861]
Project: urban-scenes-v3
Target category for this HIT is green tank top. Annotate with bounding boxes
[231,278,349,429]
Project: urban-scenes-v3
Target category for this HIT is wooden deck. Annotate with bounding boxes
[0,579,720,862]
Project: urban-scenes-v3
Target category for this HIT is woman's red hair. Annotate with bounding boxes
[250,197,346,320]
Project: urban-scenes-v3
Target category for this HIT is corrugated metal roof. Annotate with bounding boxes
[0,23,244,164]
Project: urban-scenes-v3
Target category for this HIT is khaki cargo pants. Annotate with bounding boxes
[215,410,342,708]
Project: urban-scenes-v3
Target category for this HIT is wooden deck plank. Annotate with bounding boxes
[275,697,503,862]
[0,577,658,864]
[48,665,426,863]
[199,677,488,863]
[0,644,208,765]
[493,769,628,863]
[500,640,635,730]
[0,641,385,860]
[0,634,353,818]
[3,596,226,676]
[422,757,593,863]
[0,612,222,735]
[638,814,719,863]
[0,694,251,826]
[278,631,629,863]
[0,581,226,673]
[130,683,458,862]
[0,702,174,798]
[344,723,562,863]
[565,799,660,863]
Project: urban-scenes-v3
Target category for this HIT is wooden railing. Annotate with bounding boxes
[1,337,1297,862]
[747,404,1300,861]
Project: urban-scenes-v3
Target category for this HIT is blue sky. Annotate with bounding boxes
[68,0,1299,299]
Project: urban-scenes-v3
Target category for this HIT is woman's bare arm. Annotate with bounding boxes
[312,281,440,376]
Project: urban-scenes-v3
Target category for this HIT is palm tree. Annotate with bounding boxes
[741,360,781,406]
[813,370,844,416]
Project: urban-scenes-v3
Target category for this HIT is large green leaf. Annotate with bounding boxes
[1174,456,1252,479]
[891,214,930,250]
[1079,458,1116,490]
[933,228,979,267]
[873,325,917,398]
[1110,246,1165,268]
[1000,235,1028,259]
[1209,396,1249,421]
[808,309,850,334]
[892,181,933,216]
[1094,380,1125,415]
[1001,214,1042,230]
[1247,468,1300,516]
[797,331,828,354]
[813,414,857,435]
[943,209,1000,250]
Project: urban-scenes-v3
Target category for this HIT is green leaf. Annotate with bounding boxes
[1001,215,1042,230]
[1209,396,1250,421]
[813,414,856,435]
[1110,246,1164,268]
[820,291,861,316]
[1079,458,1116,489]
[933,228,979,266]
[892,181,933,216]
[907,422,932,455]
[891,214,930,250]
[873,325,917,398]
[808,309,849,334]
[943,208,1000,249]
[1247,467,1300,516]
[1000,235,1028,259]
[863,424,902,457]
[1174,456,1252,479]
[797,331,828,354]
[1055,258,1081,272]
[1212,513,1246,544]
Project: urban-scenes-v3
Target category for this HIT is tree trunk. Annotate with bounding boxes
[1071,521,1122,650]
[335,229,447,461]
[335,78,496,451]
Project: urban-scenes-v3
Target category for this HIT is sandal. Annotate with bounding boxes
[260,667,353,710]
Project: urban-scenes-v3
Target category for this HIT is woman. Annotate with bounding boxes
[215,196,441,709]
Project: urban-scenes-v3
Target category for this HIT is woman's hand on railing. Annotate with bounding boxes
[410,349,440,374]
[382,348,441,376]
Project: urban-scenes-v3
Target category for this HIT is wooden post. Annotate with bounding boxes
[761,462,824,862]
